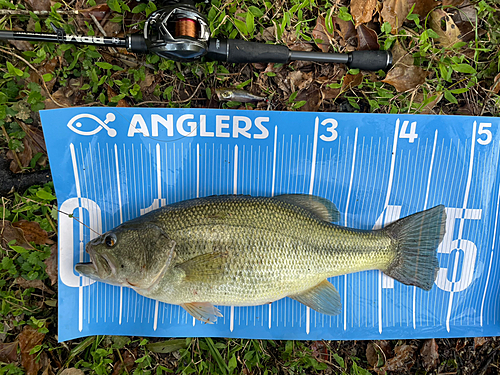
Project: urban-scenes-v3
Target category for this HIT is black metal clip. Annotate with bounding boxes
[50,23,66,43]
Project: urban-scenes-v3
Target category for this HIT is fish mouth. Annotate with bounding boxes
[75,250,113,280]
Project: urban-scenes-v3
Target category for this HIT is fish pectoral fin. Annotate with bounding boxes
[289,280,342,316]
[181,302,223,324]
[274,194,340,223]
[176,251,228,281]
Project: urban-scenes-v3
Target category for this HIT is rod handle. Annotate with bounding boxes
[207,39,290,63]
[347,50,392,71]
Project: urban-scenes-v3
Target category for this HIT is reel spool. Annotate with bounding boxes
[144,1,210,61]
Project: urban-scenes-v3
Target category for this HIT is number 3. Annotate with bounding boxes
[320,118,338,142]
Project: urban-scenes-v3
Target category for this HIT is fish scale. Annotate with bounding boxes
[76,194,446,323]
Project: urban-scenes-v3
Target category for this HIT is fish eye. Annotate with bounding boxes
[222,91,231,98]
[105,233,117,247]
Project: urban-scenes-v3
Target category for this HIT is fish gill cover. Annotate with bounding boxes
[39,107,500,342]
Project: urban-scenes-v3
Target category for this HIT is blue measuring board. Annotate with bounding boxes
[39,108,500,342]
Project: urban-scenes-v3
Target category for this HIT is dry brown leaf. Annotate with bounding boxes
[296,87,321,112]
[19,326,46,375]
[23,0,51,11]
[14,277,54,294]
[60,368,85,375]
[103,19,123,38]
[474,337,488,349]
[111,350,135,375]
[6,137,31,173]
[407,0,440,18]
[44,244,58,286]
[366,343,381,368]
[342,73,364,91]
[383,65,427,92]
[382,41,427,92]
[357,24,380,50]
[6,123,47,173]
[139,72,157,97]
[450,0,477,42]
[0,220,34,250]
[335,16,357,46]
[0,341,18,363]
[367,341,392,369]
[288,71,313,92]
[256,25,276,42]
[107,86,130,107]
[8,28,34,51]
[13,220,54,245]
[283,30,313,51]
[380,0,410,34]
[380,344,417,372]
[80,4,110,21]
[36,58,58,93]
[312,15,334,52]
[351,0,378,27]
[321,86,341,100]
[430,9,461,47]
[420,339,439,371]
[44,87,74,109]
[23,124,47,155]
[443,0,463,5]
[310,341,329,361]
[492,73,500,94]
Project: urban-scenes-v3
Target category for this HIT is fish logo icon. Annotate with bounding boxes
[67,113,117,137]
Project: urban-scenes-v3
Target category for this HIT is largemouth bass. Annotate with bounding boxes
[75,195,446,323]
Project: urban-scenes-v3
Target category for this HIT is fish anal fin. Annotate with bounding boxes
[181,302,223,324]
[176,251,228,281]
[275,194,340,222]
[289,280,342,316]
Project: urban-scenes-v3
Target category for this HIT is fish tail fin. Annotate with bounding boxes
[383,205,446,291]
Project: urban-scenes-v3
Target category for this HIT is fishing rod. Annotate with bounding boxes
[0,0,392,71]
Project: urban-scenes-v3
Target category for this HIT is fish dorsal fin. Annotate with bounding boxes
[274,194,340,222]
[176,251,228,281]
[289,280,342,316]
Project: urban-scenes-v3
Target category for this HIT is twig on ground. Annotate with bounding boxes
[137,80,205,105]
[0,9,80,16]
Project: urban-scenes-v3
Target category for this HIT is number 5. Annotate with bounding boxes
[477,122,492,145]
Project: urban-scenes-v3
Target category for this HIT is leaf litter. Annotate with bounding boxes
[312,15,334,53]
[351,0,378,27]
[382,41,428,92]
[19,325,47,375]
[380,0,410,34]
[0,220,35,250]
[430,8,462,47]
[12,220,53,246]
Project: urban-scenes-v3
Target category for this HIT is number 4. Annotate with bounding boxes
[398,120,418,143]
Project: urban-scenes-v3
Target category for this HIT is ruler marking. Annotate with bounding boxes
[378,120,400,334]
[343,128,358,330]
[446,123,477,332]
[481,143,500,325]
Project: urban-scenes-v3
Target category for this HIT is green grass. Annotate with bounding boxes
[0,0,499,374]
